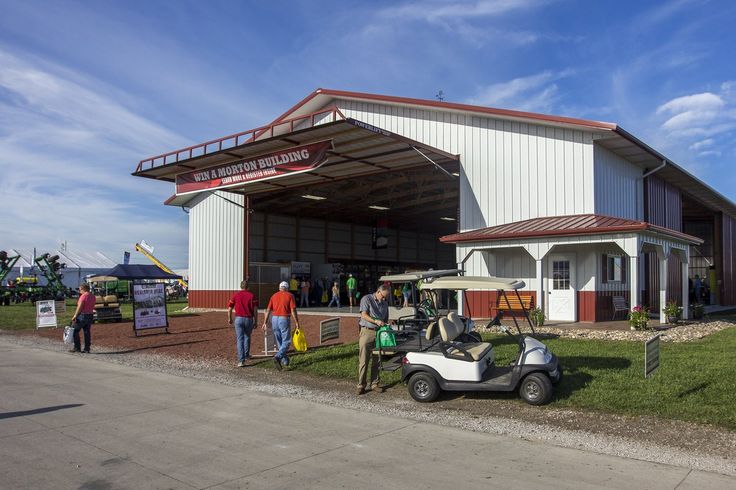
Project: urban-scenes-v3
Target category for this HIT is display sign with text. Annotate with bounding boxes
[133,283,168,333]
[175,140,333,195]
[645,334,660,377]
[320,318,340,344]
[36,300,57,329]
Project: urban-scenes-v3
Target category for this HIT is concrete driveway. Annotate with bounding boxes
[0,337,733,489]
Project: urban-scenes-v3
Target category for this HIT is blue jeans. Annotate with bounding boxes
[73,313,93,351]
[234,316,254,362]
[328,295,340,307]
[271,315,291,365]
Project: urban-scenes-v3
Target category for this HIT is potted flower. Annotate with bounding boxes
[530,306,545,328]
[691,303,705,320]
[663,301,683,325]
[628,305,649,330]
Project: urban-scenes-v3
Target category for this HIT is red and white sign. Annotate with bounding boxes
[175,140,333,195]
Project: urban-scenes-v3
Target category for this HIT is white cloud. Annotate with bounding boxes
[689,138,714,150]
[0,47,191,267]
[380,0,539,22]
[465,69,574,112]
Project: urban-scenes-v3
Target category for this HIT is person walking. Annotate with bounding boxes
[346,273,357,308]
[356,284,390,395]
[227,280,257,367]
[262,281,300,370]
[289,274,299,300]
[300,278,310,307]
[328,281,340,307]
[70,283,95,353]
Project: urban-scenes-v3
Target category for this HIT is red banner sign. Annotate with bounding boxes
[175,140,333,194]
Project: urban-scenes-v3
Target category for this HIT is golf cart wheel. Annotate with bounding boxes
[519,373,553,405]
[408,372,440,402]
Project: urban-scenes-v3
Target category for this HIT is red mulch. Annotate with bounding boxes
[30,312,361,361]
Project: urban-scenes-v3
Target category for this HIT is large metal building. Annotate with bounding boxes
[134,89,736,322]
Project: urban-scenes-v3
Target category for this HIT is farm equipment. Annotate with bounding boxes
[135,242,188,290]
[0,250,20,305]
[33,253,69,300]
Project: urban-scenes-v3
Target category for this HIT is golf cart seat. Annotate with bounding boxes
[425,321,438,340]
[438,317,494,362]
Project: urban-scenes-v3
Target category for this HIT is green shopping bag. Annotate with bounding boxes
[375,325,397,350]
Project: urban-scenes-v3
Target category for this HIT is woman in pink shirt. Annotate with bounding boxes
[71,283,95,353]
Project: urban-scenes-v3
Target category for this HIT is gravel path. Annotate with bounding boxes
[2,331,734,478]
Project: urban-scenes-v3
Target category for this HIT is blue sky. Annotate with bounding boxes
[1,0,734,269]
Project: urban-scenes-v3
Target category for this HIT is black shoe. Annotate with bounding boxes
[82,350,90,354]
[273,357,282,371]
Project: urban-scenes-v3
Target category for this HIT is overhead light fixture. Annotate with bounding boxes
[302,194,327,201]
[451,172,460,177]
[440,217,456,221]
[369,205,390,211]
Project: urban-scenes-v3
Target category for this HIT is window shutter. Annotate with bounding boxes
[621,256,627,282]
[602,254,608,284]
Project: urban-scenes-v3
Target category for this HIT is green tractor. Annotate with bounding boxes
[0,250,20,306]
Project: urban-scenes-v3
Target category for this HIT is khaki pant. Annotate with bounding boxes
[358,327,380,388]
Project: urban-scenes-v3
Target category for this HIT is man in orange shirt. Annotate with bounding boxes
[70,283,95,353]
[262,281,300,370]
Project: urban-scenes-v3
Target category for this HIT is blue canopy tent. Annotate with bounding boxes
[95,264,182,281]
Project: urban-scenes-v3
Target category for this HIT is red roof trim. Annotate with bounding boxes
[276,88,618,131]
[440,214,703,244]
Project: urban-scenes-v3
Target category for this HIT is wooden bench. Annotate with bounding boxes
[611,296,628,320]
[496,294,534,312]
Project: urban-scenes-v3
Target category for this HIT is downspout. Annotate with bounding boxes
[643,159,667,179]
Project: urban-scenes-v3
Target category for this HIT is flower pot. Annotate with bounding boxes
[666,315,679,325]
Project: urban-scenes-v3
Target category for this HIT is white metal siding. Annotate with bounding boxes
[189,191,244,291]
[337,100,598,231]
[593,144,643,220]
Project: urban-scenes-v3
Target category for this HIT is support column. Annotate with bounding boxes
[659,252,668,324]
[681,260,689,320]
[535,259,543,312]
[629,255,639,309]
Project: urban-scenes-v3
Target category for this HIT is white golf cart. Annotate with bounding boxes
[376,275,561,405]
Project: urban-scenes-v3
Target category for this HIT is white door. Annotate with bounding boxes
[548,254,576,322]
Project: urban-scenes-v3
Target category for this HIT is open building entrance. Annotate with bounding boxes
[135,113,461,307]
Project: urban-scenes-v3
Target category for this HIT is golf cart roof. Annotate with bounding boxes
[379,269,461,282]
[422,276,526,291]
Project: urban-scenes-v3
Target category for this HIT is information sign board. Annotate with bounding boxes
[36,300,57,329]
[132,283,168,334]
[320,318,340,344]
[645,334,661,377]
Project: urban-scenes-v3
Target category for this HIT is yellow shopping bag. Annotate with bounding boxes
[292,327,308,352]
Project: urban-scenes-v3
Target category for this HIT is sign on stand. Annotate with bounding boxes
[132,283,169,335]
[36,300,57,329]
[645,334,661,377]
[54,300,67,314]
[320,318,340,344]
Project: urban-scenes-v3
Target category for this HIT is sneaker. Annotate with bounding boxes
[371,382,383,392]
[273,357,282,371]
[356,386,366,396]
[237,361,245,367]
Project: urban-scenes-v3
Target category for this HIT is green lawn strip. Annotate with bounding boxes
[0,299,190,330]
[269,328,736,430]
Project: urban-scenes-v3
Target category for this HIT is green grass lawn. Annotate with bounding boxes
[278,328,736,430]
[0,298,190,330]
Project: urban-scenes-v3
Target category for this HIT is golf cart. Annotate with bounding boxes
[379,269,463,330]
[375,275,561,405]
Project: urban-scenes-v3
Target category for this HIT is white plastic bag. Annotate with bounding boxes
[63,325,74,345]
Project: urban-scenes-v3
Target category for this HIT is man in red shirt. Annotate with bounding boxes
[70,283,95,353]
[261,281,300,370]
[228,280,257,367]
